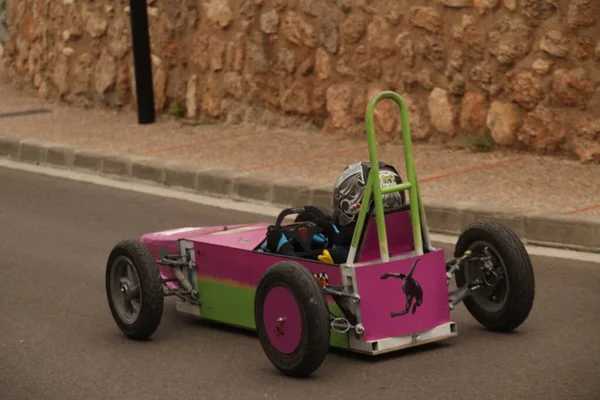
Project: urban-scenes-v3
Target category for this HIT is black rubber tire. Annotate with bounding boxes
[254,261,331,377]
[294,206,334,223]
[106,239,164,340]
[454,219,535,332]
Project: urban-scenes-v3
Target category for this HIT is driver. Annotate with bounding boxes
[265,161,406,264]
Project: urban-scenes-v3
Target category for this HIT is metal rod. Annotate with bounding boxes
[448,287,471,310]
[380,181,412,195]
[362,91,424,260]
[129,0,155,124]
[321,286,360,302]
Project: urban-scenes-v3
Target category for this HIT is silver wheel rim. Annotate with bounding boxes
[110,255,142,324]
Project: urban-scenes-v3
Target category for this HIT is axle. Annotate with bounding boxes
[445,250,492,309]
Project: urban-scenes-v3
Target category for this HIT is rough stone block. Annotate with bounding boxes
[73,149,105,171]
[311,185,333,209]
[102,154,131,177]
[197,169,234,196]
[164,162,199,191]
[131,157,165,184]
[423,200,467,234]
[524,212,600,250]
[458,202,529,239]
[18,139,46,163]
[0,136,21,159]
[272,180,312,207]
[46,144,75,167]
[233,175,274,202]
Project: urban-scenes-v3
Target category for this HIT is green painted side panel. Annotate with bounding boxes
[196,278,349,350]
[327,303,350,349]
[197,278,257,329]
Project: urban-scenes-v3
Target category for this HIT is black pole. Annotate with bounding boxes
[129,0,155,124]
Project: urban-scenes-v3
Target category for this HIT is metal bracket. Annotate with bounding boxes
[158,253,198,302]
[445,250,473,284]
[321,286,360,303]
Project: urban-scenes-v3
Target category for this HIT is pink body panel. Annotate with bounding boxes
[194,240,344,287]
[357,210,415,263]
[139,222,344,288]
[355,249,451,341]
[140,223,268,288]
[140,224,266,249]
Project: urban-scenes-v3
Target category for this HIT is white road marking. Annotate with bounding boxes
[1,158,598,264]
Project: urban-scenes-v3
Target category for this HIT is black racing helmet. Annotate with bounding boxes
[332,161,406,227]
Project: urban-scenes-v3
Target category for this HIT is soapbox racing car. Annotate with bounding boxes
[105,91,535,377]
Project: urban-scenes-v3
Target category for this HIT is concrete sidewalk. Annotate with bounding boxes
[1,65,599,253]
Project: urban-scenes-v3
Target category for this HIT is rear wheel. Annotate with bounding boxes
[106,239,164,340]
[254,261,331,377]
[454,219,535,332]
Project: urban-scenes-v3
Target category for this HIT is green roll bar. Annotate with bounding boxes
[346,91,431,265]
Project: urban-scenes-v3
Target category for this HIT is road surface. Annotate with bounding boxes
[0,166,599,400]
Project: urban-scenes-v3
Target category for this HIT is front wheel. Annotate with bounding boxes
[454,219,535,332]
[106,239,164,340]
[254,261,331,377]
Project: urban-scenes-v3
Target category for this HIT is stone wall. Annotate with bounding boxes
[0,0,6,44]
[2,0,600,161]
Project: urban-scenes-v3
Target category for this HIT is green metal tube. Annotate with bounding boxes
[349,171,374,251]
[413,169,431,251]
[358,91,424,261]
[364,98,389,262]
[381,182,412,195]
[397,95,424,256]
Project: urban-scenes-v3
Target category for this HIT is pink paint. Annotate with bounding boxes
[140,223,270,287]
[140,222,344,289]
[357,210,415,263]
[262,286,303,354]
[193,241,344,288]
[193,223,271,250]
[140,224,261,247]
[355,249,451,341]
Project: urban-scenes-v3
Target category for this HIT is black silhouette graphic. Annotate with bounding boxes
[380,258,423,317]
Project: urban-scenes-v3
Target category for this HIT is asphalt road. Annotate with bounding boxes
[1,166,599,400]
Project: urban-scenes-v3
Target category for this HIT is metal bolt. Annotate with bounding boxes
[355,324,364,335]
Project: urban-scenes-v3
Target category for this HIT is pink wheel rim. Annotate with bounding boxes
[262,285,302,355]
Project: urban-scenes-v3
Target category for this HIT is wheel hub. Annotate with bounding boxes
[110,256,143,325]
[262,285,302,355]
[275,317,286,337]
[119,277,137,300]
[465,242,510,313]
[483,269,498,286]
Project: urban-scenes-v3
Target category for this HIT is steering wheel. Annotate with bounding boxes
[272,206,336,255]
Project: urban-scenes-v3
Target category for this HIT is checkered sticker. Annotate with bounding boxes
[313,272,329,287]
